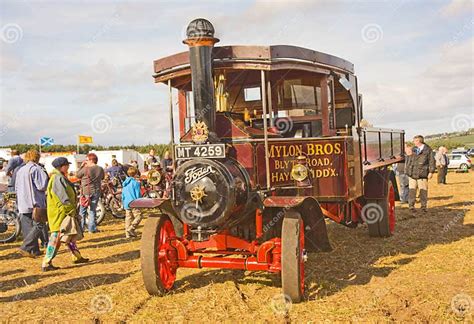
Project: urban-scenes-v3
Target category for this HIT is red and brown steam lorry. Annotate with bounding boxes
[132,18,405,302]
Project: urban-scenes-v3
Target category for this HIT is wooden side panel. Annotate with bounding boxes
[346,137,363,198]
[255,138,349,199]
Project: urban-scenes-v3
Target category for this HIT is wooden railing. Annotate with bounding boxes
[360,127,405,168]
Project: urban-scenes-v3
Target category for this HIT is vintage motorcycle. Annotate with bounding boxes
[140,165,173,199]
[102,178,126,219]
[72,182,106,225]
[0,192,21,243]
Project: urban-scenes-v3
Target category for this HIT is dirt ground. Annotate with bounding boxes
[1,172,473,322]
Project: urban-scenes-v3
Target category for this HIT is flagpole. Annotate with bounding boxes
[77,136,80,155]
[39,138,42,155]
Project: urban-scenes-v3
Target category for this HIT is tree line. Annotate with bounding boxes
[424,128,474,139]
[1,143,172,158]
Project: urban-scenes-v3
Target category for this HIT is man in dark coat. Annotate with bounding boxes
[405,135,436,212]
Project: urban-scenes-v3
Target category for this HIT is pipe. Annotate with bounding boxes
[267,80,274,127]
[177,256,272,271]
[256,209,263,238]
[261,70,271,189]
[169,79,175,170]
[183,18,219,141]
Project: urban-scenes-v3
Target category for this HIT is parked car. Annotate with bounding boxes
[467,148,474,157]
[452,149,468,155]
[447,154,472,172]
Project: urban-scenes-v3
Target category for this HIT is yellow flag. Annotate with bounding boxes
[78,135,93,144]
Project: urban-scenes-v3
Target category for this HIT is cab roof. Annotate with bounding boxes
[153,45,354,85]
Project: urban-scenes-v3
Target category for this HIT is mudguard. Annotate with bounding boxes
[263,196,332,252]
[364,169,400,200]
[131,198,183,237]
[129,198,177,217]
[129,198,169,209]
[263,196,306,208]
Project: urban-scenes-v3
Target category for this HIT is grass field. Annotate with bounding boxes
[0,172,473,322]
[427,134,474,150]
[450,134,474,147]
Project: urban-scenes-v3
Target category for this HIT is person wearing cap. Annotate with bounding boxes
[42,157,89,271]
[5,149,24,192]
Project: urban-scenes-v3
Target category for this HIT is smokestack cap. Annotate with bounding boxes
[186,18,215,38]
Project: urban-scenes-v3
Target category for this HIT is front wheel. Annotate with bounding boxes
[141,215,178,295]
[281,210,305,303]
[365,180,396,237]
[109,197,126,219]
[0,210,21,243]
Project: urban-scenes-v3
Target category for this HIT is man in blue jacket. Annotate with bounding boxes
[121,167,142,238]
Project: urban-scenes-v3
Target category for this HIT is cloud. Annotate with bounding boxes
[0,0,473,145]
[0,48,23,74]
[362,37,473,137]
[440,0,473,18]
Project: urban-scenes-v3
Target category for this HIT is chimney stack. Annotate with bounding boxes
[183,18,219,141]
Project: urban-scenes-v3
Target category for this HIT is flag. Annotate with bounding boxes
[40,137,54,147]
[78,135,93,144]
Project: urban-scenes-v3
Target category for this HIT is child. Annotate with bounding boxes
[121,166,143,238]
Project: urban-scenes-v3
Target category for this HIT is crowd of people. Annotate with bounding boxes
[0,148,173,272]
[0,139,456,271]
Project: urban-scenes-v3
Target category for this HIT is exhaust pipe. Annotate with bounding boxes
[183,18,219,141]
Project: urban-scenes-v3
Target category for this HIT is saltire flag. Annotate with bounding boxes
[40,137,54,147]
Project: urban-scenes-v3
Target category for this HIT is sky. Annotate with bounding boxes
[0,0,473,146]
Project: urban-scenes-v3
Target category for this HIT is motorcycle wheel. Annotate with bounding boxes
[110,198,126,219]
[84,200,106,225]
[0,210,21,243]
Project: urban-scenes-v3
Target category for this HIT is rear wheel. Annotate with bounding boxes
[460,163,469,172]
[141,215,178,295]
[84,200,106,225]
[281,210,305,303]
[366,180,396,237]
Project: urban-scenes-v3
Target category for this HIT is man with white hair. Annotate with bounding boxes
[435,146,449,184]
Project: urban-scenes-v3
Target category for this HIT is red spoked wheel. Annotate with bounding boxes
[367,180,396,237]
[281,210,305,303]
[141,215,178,295]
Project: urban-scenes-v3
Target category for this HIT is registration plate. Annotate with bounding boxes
[175,144,226,160]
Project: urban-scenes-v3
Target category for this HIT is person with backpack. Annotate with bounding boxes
[121,167,143,238]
